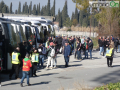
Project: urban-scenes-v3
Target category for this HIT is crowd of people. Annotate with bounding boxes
[5,35,94,87]
[1,35,118,87]
[98,35,120,67]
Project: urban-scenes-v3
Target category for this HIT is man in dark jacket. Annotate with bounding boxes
[88,40,93,59]
[114,37,119,53]
[64,41,71,67]
[38,43,44,68]
[9,47,21,79]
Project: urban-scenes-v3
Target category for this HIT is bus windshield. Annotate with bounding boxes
[25,26,34,41]
[2,23,21,48]
[35,27,40,40]
[19,25,27,41]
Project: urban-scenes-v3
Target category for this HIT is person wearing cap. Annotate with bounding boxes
[46,42,55,69]
[9,47,21,79]
[31,49,39,76]
[20,54,32,87]
[64,41,71,67]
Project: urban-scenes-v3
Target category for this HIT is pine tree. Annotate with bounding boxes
[2,5,7,13]
[41,6,43,15]
[62,0,68,26]
[22,4,25,14]
[51,0,55,16]
[10,2,12,13]
[37,4,39,15]
[71,12,75,22]
[24,2,28,14]
[0,1,5,13]
[29,1,32,14]
[15,9,17,14]
[33,4,36,15]
[43,5,47,15]
[79,10,83,26]
[18,2,21,14]
[75,7,78,22]
[46,0,51,16]
[6,6,9,13]
[53,0,55,16]
[38,3,40,15]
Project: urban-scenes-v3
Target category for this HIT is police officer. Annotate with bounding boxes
[106,44,114,67]
[31,49,39,76]
[9,47,21,79]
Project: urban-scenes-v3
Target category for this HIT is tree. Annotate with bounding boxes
[24,2,28,14]
[22,4,25,14]
[2,5,7,13]
[46,0,51,16]
[51,0,55,16]
[79,10,83,26]
[41,6,43,15]
[33,4,37,15]
[82,17,87,27]
[75,7,79,22]
[29,1,32,14]
[72,19,78,26]
[63,17,72,27]
[6,6,9,13]
[15,10,18,14]
[38,3,40,15]
[18,2,21,14]
[37,4,39,15]
[71,12,75,22]
[10,2,12,13]
[0,1,5,13]
[62,0,68,27]
[43,5,47,15]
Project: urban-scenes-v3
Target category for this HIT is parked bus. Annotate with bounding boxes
[0,18,24,71]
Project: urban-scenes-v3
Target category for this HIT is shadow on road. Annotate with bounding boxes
[56,64,82,69]
[31,81,51,86]
[37,73,58,77]
[91,68,120,85]
[2,82,20,86]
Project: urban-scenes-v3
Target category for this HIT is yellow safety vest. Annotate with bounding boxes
[106,48,113,57]
[12,52,20,64]
[31,53,39,63]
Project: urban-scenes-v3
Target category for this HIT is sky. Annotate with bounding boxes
[2,0,76,17]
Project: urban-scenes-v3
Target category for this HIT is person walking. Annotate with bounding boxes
[64,42,71,67]
[106,45,114,67]
[76,40,82,60]
[38,43,44,69]
[9,47,21,79]
[20,54,32,87]
[46,42,55,69]
[85,40,88,59]
[31,49,39,77]
[88,40,93,59]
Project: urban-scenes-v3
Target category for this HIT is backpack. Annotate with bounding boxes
[42,46,47,55]
[50,47,55,57]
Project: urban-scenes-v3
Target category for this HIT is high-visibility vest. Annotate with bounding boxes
[106,48,113,57]
[31,53,39,63]
[12,52,20,64]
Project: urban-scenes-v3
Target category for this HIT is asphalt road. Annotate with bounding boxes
[1,50,120,90]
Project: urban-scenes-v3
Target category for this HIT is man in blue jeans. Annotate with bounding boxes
[20,54,32,87]
[64,42,71,67]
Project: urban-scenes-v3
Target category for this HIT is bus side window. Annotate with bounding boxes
[0,24,2,31]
